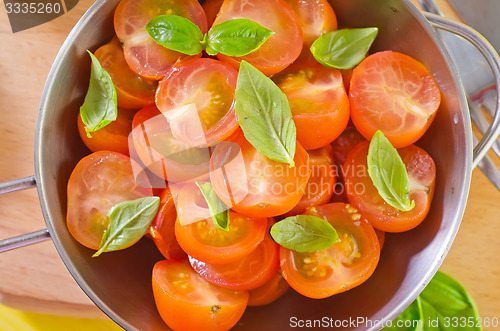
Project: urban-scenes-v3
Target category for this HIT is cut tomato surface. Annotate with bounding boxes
[349,51,441,148]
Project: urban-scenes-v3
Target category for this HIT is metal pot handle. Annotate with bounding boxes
[0,177,51,253]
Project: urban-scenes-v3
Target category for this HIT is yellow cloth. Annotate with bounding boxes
[0,304,123,331]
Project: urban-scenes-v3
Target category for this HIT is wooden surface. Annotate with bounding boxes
[0,0,499,325]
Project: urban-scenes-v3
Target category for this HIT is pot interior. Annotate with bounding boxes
[35,0,472,329]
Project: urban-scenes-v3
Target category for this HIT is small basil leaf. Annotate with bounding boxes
[235,61,296,166]
[367,130,415,211]
[93,197,160,257]
[196,181,229,231]
[80,50,117,138]
[206,18,274,56]
[146,15,204,55]
[270,215,339,252]
[310,27,378,69]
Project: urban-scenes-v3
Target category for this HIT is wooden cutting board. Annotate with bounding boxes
[0,0,498,324]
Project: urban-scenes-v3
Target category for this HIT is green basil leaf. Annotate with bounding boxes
[384,298,424,331]
[146,15,204,55]
[206,18,274,56]
[93,197,160,257]
[367,130,415,211]
[270,215,339,252]
[80,50,117,138]
[235,61,296,166]
[310,27,378,69]
[196,181,229,231]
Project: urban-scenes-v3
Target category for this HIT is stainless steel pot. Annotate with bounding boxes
[1,0,500,330]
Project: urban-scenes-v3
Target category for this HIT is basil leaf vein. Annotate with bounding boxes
[93,196,160,257]
[80,51,117,138]
[235,61,296,166]
[196,181,230,231]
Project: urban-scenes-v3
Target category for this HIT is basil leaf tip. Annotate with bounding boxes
[93,196,160,257]
[270,215,339,252]
[196,181,230,231]
[367,130,415,212]
[235,61,296,167]
[80,50,117,138]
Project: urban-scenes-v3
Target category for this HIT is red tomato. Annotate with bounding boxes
[94,37,157,109]
[375,229,386,250]
[77,108,136,156]
[273,64,350,149]
[280,203,380,299]
[203,0,223,27]
[283,145,336,216]
[189,219,279,291]
[343,141,436,232]
[210,130,311,218]
[130,105,212,182]
[114,0,207,79]
[247,271,290,306]
[213,0,303,76]
[66,151,152,249]
[349,51,441,148]
[175,210,268,264]
[155,59,239,147]
[331,124,366,166]
[152,260,248,331]
[149,188,187,261]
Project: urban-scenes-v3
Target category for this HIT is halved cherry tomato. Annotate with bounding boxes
[130,105,212,182]
[114,0,207,79]
[189,219,279,291]
[175,210,268,264]
[152,260,248,331]
[331,124,366,167]
[280,203,380,299]
[94,37,157,109]
[213,0,303,76]
[77,108,136,156]
[66,151,152,249]
[149,187,187,261]
[283,145,336,216]
[375,229,386,250]
[210,130,311,218]
[247,271,290,306]
[349,51,441,148]
[343,141,436,232]
[203,0,223,27]
[273,64,350,149]
[155,58,239,147]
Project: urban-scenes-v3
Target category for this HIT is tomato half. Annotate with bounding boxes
[94,37,157,109]
[280,203,380,299]
[349,51,441,148]
[273,64,350,149]
[189,219,279,291]
[247,271,290,306]
[114,0,207,79]
[77,108,136,156]
[203,0,223,27]
[175,210,268,264]
[213,0,303,76]
[66,151,152,249]
[149,187,187,261]
[283,145,336,216]
[152,260,248,331]
[343,141,436,232]
[155,59,239,147]
[210,130,311,218]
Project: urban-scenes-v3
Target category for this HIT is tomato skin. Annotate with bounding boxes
[175,210,268,264]
[189,220,279,291]
[343,141,436,232]
[149,188,187,261]
[210,130,311,218]
[66,151,152,249]
[350,51,441,148]
[280,203,380,299]
[77,109,136,156]
[152,260,248,331]
[273,64,350,150]
[203,0,223,27]
[247,272,290,306]
[94,37,157,109]
[213,0,303,76]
